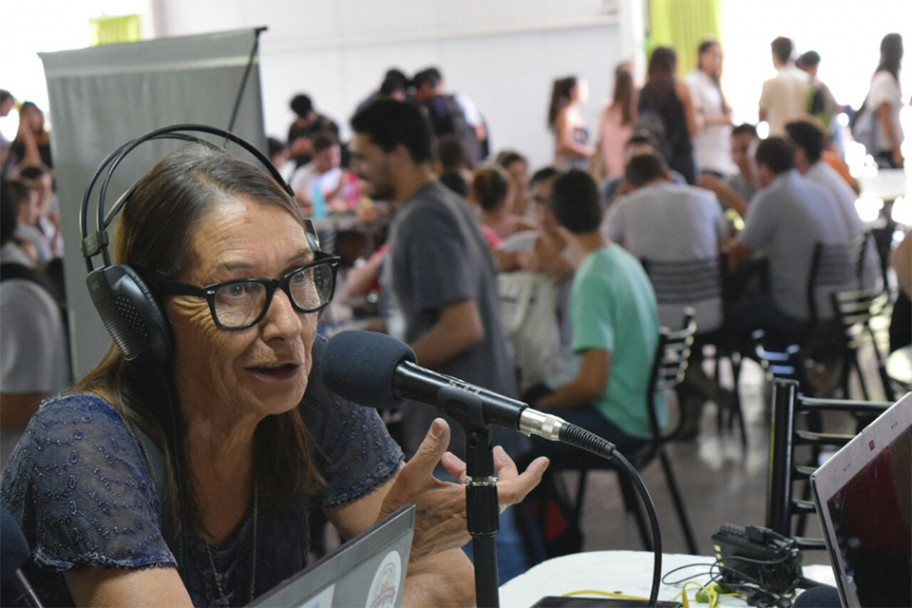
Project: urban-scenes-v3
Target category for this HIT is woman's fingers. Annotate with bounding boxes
[497,455,550,506]
[440,451,467,483]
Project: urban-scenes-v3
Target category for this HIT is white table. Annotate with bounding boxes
[499,551,836,607]
[858,168,909,201]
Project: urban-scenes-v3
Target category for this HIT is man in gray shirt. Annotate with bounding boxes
[728,137,850,340]
[350,100,518,453]
[350,100,531,578]
[603,152,727,334]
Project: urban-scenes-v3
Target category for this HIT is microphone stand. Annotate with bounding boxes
[436,385,500,608]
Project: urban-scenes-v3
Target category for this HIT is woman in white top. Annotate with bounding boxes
[548,76,594,171]
[686,40,735,177]
[596,62,637,180]
[867,33,904,168]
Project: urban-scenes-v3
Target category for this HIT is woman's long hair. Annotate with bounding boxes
[611,63,637,126]
[697,40,730,114]
[76,145,321,539]
[548,76,578,130]
[641,46,678,105]
[876,33,903,81]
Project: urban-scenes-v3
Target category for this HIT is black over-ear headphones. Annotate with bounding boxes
[81,124,320,368]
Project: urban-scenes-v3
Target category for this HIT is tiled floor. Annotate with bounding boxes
[569,346,899,567]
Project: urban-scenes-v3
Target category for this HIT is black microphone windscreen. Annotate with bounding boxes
[1,507,30,583]
[321,330,416,409]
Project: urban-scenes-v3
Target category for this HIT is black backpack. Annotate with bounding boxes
[424,94,481,164]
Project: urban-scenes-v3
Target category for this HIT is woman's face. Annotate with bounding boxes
[167,197,318,425]
[700,44,723,76]
[572,79,590,105]
[21,106,43,131]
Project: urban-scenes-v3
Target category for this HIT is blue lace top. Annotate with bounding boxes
[0,337,404,607]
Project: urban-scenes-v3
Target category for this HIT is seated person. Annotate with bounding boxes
[603,152,728,438]
[727,137,850,341]
[533,169,665,458]
[785,119,880,289]
[290,132,345,216]
[602,132,687,208]
[698,123,760,219]
[10,174,53,266]
[469,166,536,264]
[603,152,726,333]
[494,150,531,222]
[0,144,547,607]
[0,179,69,468]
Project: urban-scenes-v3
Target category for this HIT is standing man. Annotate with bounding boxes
[349,99,530,579]
[758,37,812,137]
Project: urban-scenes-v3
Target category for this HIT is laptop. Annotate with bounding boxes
[249,504,415,608]
[810,393,912,608]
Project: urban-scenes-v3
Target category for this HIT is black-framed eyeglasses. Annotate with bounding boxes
[149,251,341,331]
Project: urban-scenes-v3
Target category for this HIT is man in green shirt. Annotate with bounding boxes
[537,169,666,455]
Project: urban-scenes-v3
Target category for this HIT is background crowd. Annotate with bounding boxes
[1,31,910,587]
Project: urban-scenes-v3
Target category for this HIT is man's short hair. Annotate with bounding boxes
[550,169,602,234]
[771,37,793,64]
[0,89,12,105]
[1,179,26,246]
[731,123,759,139]
[267,137,285,157]
[290,94,313,117]
[412,67,442,90]
[379,77,406,97]
[530,166,560,188]
[784,120,825,164]
[312,132,339,153]
[495,150,528,170]
[437,135,471,171]
[797,50,821,69]
[627,132,660,150]
[755,137,795,174]
[439,172,469,198]
[625,153,669,188]
[350,99,434,164]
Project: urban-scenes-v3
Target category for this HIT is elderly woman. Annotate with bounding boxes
[0,145,548,607]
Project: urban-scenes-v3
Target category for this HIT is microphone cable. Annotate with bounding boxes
[558,423,663,608]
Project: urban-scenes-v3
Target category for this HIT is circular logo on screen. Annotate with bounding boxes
[366,550,402,608]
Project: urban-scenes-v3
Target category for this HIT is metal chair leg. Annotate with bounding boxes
[658,450,699,554]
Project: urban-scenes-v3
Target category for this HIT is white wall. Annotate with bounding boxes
[155,0,624,168]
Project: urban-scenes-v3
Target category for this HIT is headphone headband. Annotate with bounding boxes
[80,124,295,273]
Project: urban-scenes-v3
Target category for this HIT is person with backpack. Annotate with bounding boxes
[858,33,905,168]
[413,67,486,165]
[548,76,595,171]
[638,47,699,184]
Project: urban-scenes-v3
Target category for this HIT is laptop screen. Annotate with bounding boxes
[812,395,912,607]
[249,504,415,608]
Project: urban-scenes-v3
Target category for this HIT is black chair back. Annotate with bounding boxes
[766,379,891,550]
[807,235,867,330]
[830,288,895,401]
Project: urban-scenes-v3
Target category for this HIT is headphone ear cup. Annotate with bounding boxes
[86,265,172,367]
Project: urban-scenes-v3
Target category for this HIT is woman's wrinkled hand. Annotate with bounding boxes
[379,418,549,563]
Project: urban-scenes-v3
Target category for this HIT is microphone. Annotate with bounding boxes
[1,507,43,607]
[320,330,567,441]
